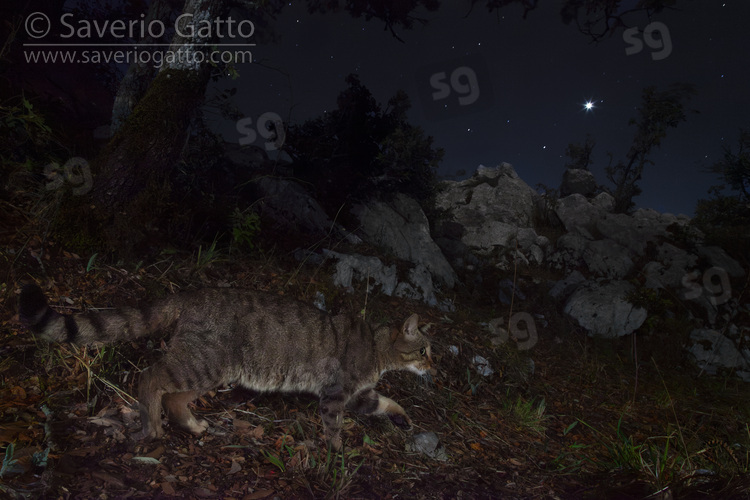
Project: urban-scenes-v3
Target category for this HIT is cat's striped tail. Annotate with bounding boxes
[19,284,177,345]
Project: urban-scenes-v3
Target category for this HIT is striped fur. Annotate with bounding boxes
[19,284,435,449]
[20,284,178,344]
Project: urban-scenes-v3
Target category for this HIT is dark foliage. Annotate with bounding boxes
[694,129,750,255]
[564,134,596,171]
[284,74,443,214]
[605,83,695,213]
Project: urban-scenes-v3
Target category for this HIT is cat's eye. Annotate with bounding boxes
[419,347,426,356]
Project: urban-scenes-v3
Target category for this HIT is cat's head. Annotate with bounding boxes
[388,314,436,376]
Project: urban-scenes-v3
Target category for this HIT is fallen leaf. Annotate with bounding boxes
[91,470,125,487]
[227,460,242,475]
[145,445,165,460]
[162,482,176,495]
[245,489,275,499]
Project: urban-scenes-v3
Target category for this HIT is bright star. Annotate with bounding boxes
[584,100,595,112]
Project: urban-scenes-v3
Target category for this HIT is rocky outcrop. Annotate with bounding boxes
[322,250,451,310]
[253,176,359,243]
[352,194,456,288]
[435,163,548,268]
[265,156,747,380]
[432,163,747,378]
[563,281,647,338]
[689,328,750,382]
[560,168,598,197]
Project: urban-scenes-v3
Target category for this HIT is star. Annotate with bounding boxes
[583,100,595,112]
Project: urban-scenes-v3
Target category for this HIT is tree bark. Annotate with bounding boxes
[72,0,226,255]
[110,0,177,135]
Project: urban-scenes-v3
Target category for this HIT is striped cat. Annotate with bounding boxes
[19,284,435,449]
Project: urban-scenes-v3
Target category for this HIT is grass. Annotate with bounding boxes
[505,394,549,436]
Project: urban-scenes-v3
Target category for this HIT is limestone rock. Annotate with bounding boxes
[563,281,647,338]
[353,194,456,288]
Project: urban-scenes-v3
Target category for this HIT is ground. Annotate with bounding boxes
[1,201,749,499]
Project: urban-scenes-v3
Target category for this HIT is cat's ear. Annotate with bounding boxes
[401,314,420,340]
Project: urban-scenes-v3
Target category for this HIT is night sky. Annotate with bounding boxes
[212,0,750,216]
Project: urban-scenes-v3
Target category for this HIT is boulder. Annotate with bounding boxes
[323,250,398,296]
[643,243,698,289]
[582,239,634,279]
[554,194,604,235]
[324,251,444,309]
[352,194,456,288]
[255,177,358,242]
[549,270,586,301]
[696,246,746,278]
[560,168,598,197]
[437,163,539,230]
[689,328,750,380]
[563,281,647,338]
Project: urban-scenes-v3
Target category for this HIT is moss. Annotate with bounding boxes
[54,68,212,258]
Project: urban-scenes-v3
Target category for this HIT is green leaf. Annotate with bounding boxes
[86,253,98,272]
[563,421,579,436]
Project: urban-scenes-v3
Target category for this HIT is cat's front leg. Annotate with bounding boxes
[319,384,347,450]
[349,388,412,427]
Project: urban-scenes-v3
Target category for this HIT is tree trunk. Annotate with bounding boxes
[66,0,226,255]
[110,0,176,135]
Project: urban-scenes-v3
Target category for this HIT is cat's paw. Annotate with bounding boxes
[329,435,343,451]
[387,413,412,429]
[131,426,164,441]
[186,419,210,435]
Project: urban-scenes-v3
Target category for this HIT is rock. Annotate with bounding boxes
[352,194,456,288]
[696,246,746,278]
[406,432,448,461]
[488,317,509,346]
[548,232,596,273]
[596,211,673,256]
[255,177,358,242]
[472,355,494,377]
[460,221,516,253]
[591,192,615,211]
[323,250,398,296]
[498,278,526,305]
[643,243,698,289]
[560,168,598,197]
[549,270,586,301]
[563,281,647,338]
[583,239,634,279]
[324,251,443,308]
[689,328,749,376]
[554,194,604,235]
[406,264,438,307]
[436,163,540,230]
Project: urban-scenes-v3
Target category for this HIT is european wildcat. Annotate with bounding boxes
[19,284,435,449]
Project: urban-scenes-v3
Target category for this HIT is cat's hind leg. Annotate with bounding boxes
[134,348,219,439]
[163,391,209,435]
[133,365,168,440]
